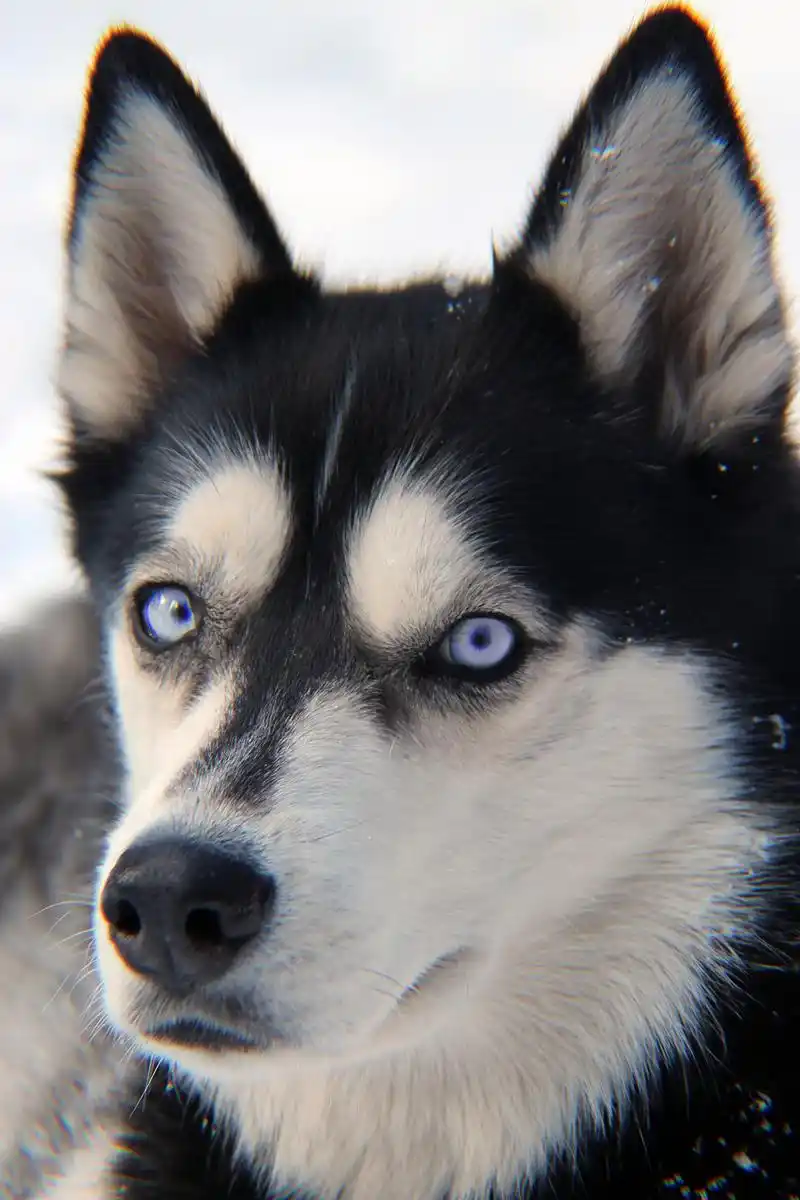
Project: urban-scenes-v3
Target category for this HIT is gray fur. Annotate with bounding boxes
[0,596,115,897]
[0,597,122,1198]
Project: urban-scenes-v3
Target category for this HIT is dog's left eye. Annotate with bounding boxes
[133,585,201,649]
[426,614,524,682]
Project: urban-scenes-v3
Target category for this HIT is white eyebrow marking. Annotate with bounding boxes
[164,454,293,600]
[347,471,480,642]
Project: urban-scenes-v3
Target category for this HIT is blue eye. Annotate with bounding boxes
[134,585,201,649]
[430,614,524,682]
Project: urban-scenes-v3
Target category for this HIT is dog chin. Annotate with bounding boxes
[111,946,476,1073]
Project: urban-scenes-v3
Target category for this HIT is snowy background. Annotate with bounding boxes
[2,0,800,627]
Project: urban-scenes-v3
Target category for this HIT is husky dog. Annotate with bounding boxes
[7,5,800,1197]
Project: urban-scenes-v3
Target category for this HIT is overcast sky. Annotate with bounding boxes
[2,0,799,625]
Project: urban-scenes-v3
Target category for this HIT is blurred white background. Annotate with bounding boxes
[2,0,799,625]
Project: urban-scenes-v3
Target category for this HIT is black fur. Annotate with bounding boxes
[110,1064,262,1199]
[56,6,800,1198]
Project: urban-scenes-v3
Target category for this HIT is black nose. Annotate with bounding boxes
[100,839,276,991]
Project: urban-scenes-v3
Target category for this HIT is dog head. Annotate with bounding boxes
[57,11,796,1190]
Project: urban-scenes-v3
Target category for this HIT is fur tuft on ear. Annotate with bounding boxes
[60,29,295,444]
[515,6,793,452]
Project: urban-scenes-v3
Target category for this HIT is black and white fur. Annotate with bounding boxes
[5,6,800,1198]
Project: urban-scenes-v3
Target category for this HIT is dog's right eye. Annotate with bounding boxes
[420,614,527,684]
[133,585,202,651]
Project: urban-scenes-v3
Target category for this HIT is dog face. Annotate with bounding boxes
[57,11,796,1196]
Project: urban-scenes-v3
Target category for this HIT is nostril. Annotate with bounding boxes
[113,902,141,936]
[184,878,275,950]
[105,896,142,938]
[185,907,225,949]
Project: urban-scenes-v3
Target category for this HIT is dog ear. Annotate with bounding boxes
[60,30,296,445]
[510,6,793,453]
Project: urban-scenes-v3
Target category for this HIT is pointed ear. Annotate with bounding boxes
[60,29,296,444]
[513,7,793,452]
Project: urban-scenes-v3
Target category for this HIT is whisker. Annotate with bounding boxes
[83,1014,108,1043]
[28,898,93,920]
[50,927,94,950]
[129,1056,160,1118]
[81,989,111,1042]
[42,971,74,1014]
[300,819,368,845]
[359,966,404,987]
[48,908,88,935]
[70,961,98,996]
[368,985,402,1002]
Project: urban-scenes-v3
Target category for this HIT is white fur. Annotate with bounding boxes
[104,632,234,832]
[347,469,553,647]
[43,1129,119,1200]
[137,453,293,607]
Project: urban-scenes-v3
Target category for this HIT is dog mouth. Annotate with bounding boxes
[145,1017,262,1053]
[140,951,473,1055]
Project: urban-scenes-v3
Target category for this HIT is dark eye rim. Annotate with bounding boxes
[131,583,205,653]
[415,612,531,685]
